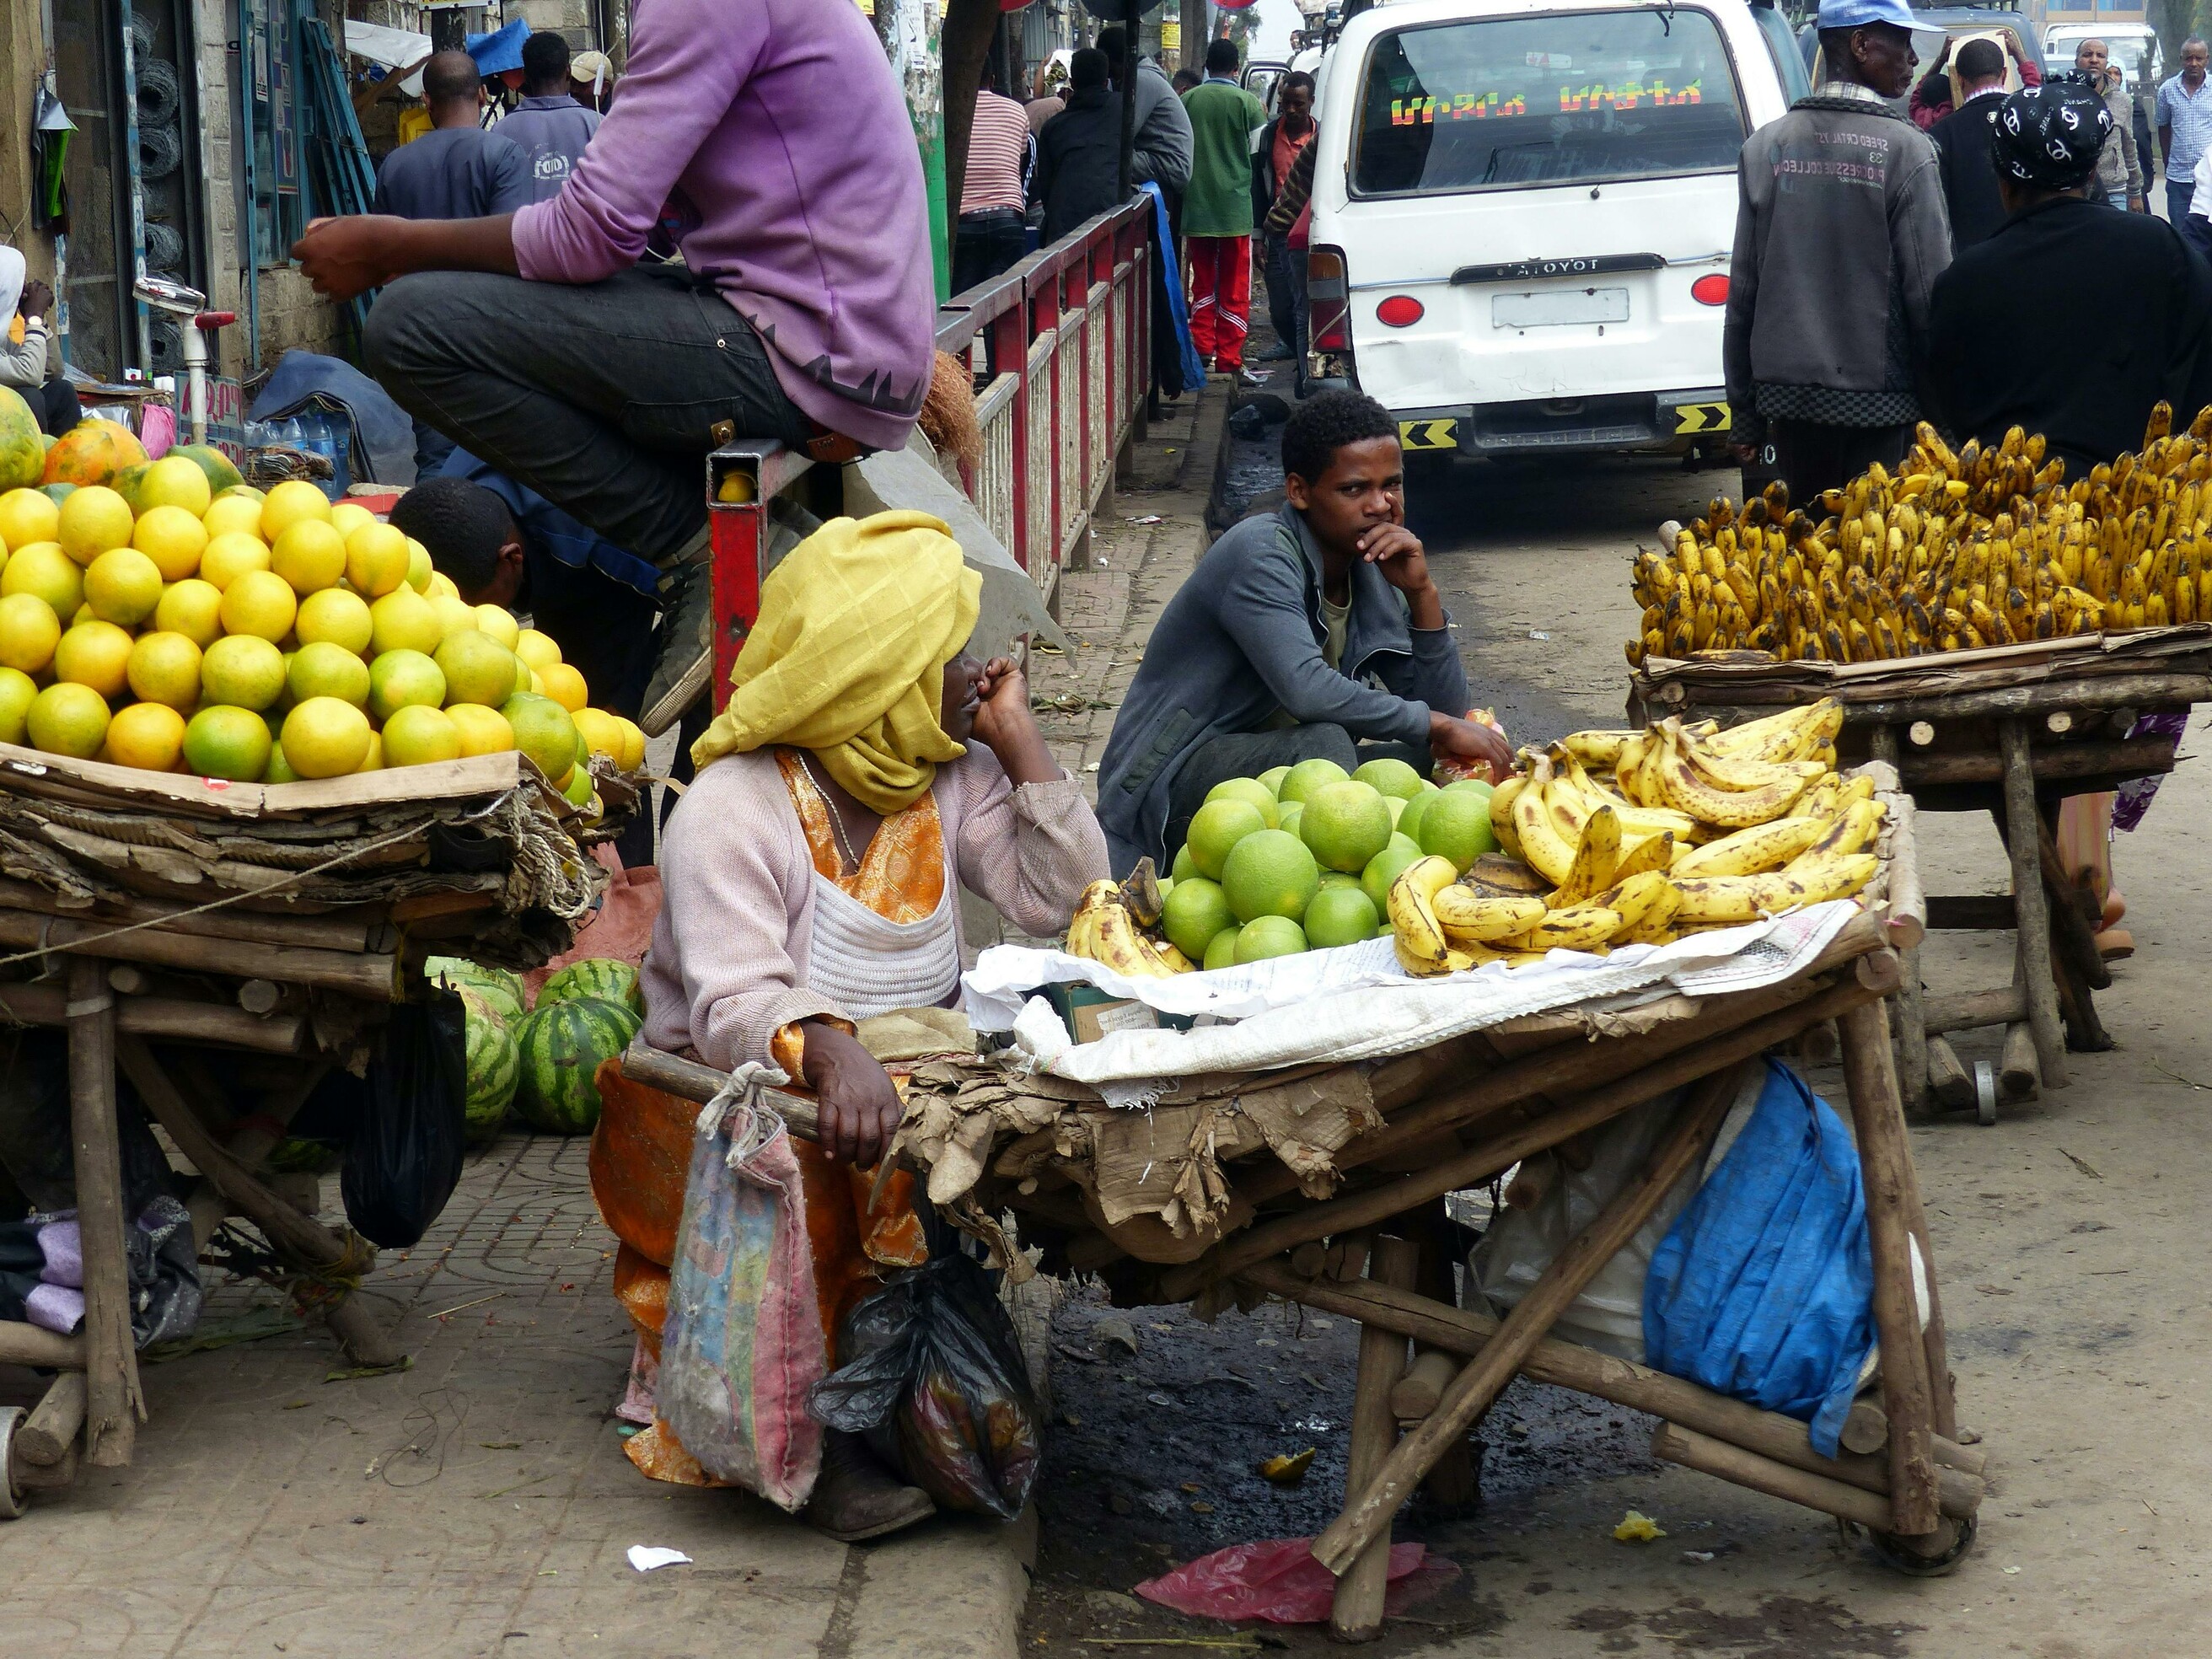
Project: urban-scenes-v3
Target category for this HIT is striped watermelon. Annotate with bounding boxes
[426,956,528,1023]
[459,986,520,1146]
[513,995,641,1134]
[540,957,640,1012]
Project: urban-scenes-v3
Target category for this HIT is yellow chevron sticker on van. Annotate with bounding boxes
[1673,403,1731,435]
[1399,419,1459,452]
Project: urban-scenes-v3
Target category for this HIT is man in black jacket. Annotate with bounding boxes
[1928,40,2011,249]
[1033,49,1122,244]
[1929,79,2212,477]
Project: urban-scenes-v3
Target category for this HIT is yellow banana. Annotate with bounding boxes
[1549,804,1622,908]
[1510,901,1624,953]
[1550,752,1700,840]
[1766,851,1881,905]
[1094,899,1172,978]
[1561,730,1638,770]
[1802,798,1887,858]
[1699,698,1843,764]
[1834,773,1876,808]
[1433,888,1550,944]
[1065,900,1102,961]
[1394,936,1485,978]
[1468,854,1549,895]
[1487,774,1527,861]
[1590,871,1678,942]
[1673,722,1821,794]
[1667,875,1774,927]
[1511,762,1580,886]
[1615,732,1650,788]
[1387,855,1458,970]
[1152,941,1196,974]
[1653,722,1810,830]
[1612,830,1676,881]
[1671,813,1833,878]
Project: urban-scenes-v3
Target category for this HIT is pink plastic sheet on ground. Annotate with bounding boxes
[1134,1538,1457,1624]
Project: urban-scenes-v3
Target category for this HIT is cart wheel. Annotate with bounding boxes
[1973,1061,1998,1127]
[1870,1513,1975,1576]
[0,1407,26,1520]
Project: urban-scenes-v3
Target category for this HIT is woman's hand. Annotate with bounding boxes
[970,655,1060,785]
[798,1020,903,1168]
[19,280,51,319]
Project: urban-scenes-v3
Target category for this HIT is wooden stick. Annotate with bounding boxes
[1233,1261,1987,1484]
[1899,735,2174,789]
[1838,999,1940,1535]
[2000,1023,2039,1100]
[1331,1237,1418,1642]
[1925,1035,1973,1108]
[617,1040,823,1143]
[1999,721,2068,1087]
[1310,1065,1745,1577]
[1158,979,1876,1303]
[68,957,139,1466]
[0,978,308,1055]
[1390,1350,1460,1420]
[2033,819,2113,993]
[1924,985,2027,1035]
[0,1318,83,1369]
[16,1371,87,1465]
[1882,786,1926,949]
[1654,1422,1892,1532]
[0,908,395,1000]
[0,877,376,953]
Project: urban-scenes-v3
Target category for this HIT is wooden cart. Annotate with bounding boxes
[620,771,1980,1640]
[1632,629,2212,1119]
[0,744,618,1517]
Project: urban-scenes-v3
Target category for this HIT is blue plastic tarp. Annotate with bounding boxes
[1641,1059,1876,1458]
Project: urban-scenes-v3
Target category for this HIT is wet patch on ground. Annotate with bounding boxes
[1565,1593,1924,1658]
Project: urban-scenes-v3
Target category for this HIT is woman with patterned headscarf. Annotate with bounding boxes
[1928,76,2212,478]
[624,509,1106,1538]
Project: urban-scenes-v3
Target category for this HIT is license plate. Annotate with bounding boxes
[1491,287,1629,330]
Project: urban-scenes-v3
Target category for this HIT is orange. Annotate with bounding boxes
[25,681,110,759]
[105,701,187,771]
[52,620,134,699]
[132,504,208,581]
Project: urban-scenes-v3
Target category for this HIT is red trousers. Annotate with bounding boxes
[1186,234,1253,373]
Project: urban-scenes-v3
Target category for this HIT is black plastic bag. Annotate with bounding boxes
[341,994,467,1248]
[808,1254,1042,1520]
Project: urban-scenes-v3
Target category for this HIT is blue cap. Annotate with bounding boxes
[1816,0,1919,31]
[464,18,530,77]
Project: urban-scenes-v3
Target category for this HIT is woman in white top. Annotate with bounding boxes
[0,248,78,435]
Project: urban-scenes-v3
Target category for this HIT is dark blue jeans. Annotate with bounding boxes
[2169,176,2195,227]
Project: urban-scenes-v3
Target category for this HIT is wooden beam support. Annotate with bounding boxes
[1330,1236,1419,1642]
[1998,721,2068,1087]
[68,957,140,1467]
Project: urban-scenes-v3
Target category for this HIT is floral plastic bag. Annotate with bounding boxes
[1135,1538,1457,1624]
[654,1065,824,1513]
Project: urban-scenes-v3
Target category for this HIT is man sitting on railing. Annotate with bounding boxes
[1097,391,1512,874]
[291,2,937,740]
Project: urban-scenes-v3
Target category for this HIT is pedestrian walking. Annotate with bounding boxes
[1032,50,1124,244]
[953,68,1034,293]
[1252,71,1316,367]
[2157,38,2212,222]
[2075,40,2147,211]
[1180,40,1268,376]
[1928,40,2011,249]
[1095,28,1192,196]
[1724,0,1951,501]
[496,31,602,205]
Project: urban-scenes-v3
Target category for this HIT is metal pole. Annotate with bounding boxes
[1116,0,1141,202]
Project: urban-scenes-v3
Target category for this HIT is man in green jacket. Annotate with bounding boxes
[1180,39,1267,376]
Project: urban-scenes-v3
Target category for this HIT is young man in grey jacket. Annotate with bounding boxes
[1724,0,1952,502]
[1095,392,1511,874]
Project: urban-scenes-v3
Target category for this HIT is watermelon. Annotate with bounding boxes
[425,955,528,1023]
[539,957,640,1012]
[513,995,640,1134]
[459,985,520,1146]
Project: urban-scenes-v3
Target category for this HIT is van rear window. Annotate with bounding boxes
[1353,9,1750,196]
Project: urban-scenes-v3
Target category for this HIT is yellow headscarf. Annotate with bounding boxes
[689,510,983,814]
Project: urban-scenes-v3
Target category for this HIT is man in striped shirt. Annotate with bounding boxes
[955,72,1035,294]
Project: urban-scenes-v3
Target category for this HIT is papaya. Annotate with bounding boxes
[0,386,42,491]
[169,443,244,497]
[41,419,148,489]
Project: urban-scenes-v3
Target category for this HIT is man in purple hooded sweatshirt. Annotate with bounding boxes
[294,2,937,737]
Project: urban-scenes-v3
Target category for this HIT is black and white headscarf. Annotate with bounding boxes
[1992,74,2112,190]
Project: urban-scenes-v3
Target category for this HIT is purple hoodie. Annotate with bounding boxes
[511,0,935,453]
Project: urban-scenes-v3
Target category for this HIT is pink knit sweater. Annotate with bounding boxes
[641,748,1108,1071]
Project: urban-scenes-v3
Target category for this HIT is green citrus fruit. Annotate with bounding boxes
[1184,798,1267,883]
[1232,915,1307,963]
[1302,883,1382,948]
[1353,757,1426,799]
[1417,787,1499,872]
[1220,828,1320,925]
[1202,776,1280,828]
[1361,833,1424,916]
[1161,876,1238,962]
[1277,756,1350,804]
[1298,779,1393,873]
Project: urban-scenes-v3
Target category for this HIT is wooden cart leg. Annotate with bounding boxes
[1406,1201,1479,1510]
[1838,998,1941,1538]
[1331,1236,1420,1643]
[1998,722,2069,1089]
[1868,727,1929,1112]
[67,957,141,1468]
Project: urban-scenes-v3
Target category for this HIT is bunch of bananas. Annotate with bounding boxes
[1387,700,1882,974]
[1627,403,2212,667]
[1065,872,1195,978]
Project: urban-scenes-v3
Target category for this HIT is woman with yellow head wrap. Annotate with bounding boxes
[632,511,1107,1538]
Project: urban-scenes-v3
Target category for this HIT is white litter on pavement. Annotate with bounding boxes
[627,1546,692,1572]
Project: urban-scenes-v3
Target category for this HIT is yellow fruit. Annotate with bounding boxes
[615,716,647,771]
[329,502,376,540]
[345,520,411,598]
[473,604,519,648]
[426,570,459,601]
[199,530,272,590]
[52,620,134,698]
[263,739,302,784]
[105,701,186,771]
[287,639,373,708]
[429,593,477,641]
[405,540,434,593]
[55,486,133,566]
[220,569,298,643]
[0,487,60,551]
[181,704,271,781]
[380,702,461,768]
[154,577,225,646]
[572,706,625,760]
[368,588,442,656]
[446,701,515,757]
[126,631,204,711]
[83,546,164,626]
[500,692,579,782]
[132,504,208,581]
[368,647,445,720]
[217,484,265,502]
[0,665,35,744]
[0,593,60,674]
[259,480,332,544]
[280,697,373,778]
[201,633,287,711]
[270,518,347,595]
[200,494,265,540]
[358,730,383,772]
[295,586,374,654]
[3,542,83,617]
[433,627,518,707]
[526,668,544,696]
[69,603,91,629]
[135,454,213,517]
[513,627,561,673]
[25,681,110,759]
[536,661,588,713]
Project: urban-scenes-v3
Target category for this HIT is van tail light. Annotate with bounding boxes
[1307,245,1352,352]
[1690,273,1730,306]
[1376,295,1425,328]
